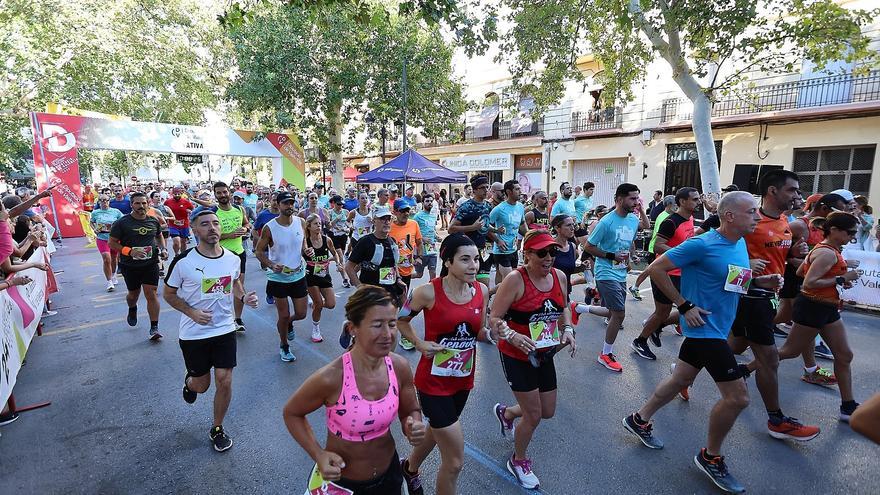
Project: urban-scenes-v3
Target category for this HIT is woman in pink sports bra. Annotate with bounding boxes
[283,285,425,495]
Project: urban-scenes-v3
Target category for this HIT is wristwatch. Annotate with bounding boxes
[835,276,846,286]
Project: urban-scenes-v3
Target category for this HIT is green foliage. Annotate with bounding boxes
[78,150,133,182]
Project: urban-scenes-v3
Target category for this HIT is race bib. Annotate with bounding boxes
[98,223,112,233]
[313,263,329,278]
[305,463,353,495]
[201,275,232,300]
[378,267,395,285]
[724,265,753,294]
[423,240,436,255]
[356,226,370,237]
[430,347,475,377]
[282,264,302,275]
[529,320,560,349]
[131,246,154,260]
[174,220,184,226]
[398,253,412,268]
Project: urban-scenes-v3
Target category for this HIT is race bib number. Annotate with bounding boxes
[430,347,475,377]
[378,267,395,285]
[398,254,412,268]
[131,246,153,260]
[313,263,329,278]
[724,265,753,294]
[98,223,112,233]
[306,463,353,495]
[529,320,560,349]
[201,275,232,300]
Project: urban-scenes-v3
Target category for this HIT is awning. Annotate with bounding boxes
[472,104,499,138]
[509,97,536,134]
[343,167,361,181]
[356,149,467,184]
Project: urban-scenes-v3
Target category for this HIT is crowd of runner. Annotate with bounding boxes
[63,172,880,494]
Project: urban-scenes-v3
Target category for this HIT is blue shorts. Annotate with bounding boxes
[169,226,190,238]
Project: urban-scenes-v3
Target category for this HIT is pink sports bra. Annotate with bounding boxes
[326,352,399,442]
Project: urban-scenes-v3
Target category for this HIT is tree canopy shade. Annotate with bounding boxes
[0,0,232,175]
[224,3,469,189]
[495,0,879,196]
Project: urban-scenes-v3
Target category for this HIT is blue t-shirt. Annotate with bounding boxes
[343,198,359,211]
[400,195,417,209]
[489,201,524,254]
[550,196,576,218]
[243,193,259,211]
[454,198,492,249]
[109,198,131,215]
[665,230,751,340]
[574,195,593,224]
[318,195,331,209]
[413,210,438,255]
[90,208,124,241]
[254,209,279,231]
[587,210,640,282]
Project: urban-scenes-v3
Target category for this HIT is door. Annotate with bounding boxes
[571,158,628,208]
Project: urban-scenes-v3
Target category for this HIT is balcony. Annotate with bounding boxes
[570,107,622,133]
[412,118,543,149]
[660,70,880,122]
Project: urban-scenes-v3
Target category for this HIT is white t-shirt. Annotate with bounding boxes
[165,247,241,340]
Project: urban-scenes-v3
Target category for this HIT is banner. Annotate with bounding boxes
[841,248,880,308]
[31,113,85,238]
[265,132,306,190]
[0,248,50,406]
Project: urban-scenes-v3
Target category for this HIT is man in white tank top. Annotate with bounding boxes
[255,192,314,362]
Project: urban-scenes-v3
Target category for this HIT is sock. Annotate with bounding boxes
[312,320,319,326]
[150,321,158,329]
[574,303,593,314]
[842,399,857,408]
[602,342,614,355]
[281,344,290,352]
[702,448,720,460]
[767,409,784,420]
[804,365,818,373]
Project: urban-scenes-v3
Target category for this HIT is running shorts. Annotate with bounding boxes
[792,294,840,328]
[651,275,681,305]
[677,337,742,383]
[335,450,402,495]
[96,238,117,255]
[266,278,308,300]
[779,263,802,299]
[179,331,237,377]
[169,226,190,238]
[330,234,348,252]
[418,390,470,429]
[120,262,160,290]
[499,351,557,393]
[306,274,333,289]
[596,279,627,312]
[731,295,776,346]
[493,252,519,268]
[414,254,437,278]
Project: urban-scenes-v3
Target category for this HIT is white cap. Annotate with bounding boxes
[829,189,854,202]
[373,205,393,218]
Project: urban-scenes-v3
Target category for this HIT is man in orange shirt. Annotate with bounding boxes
[390,198,422,351]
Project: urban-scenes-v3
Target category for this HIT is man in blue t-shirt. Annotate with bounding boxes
[449,174,497,284]
[109,187,132,215]
[342,187,359,211]
[489,179,526,284]
[622,191,782,495]
[413,194,439,280]
[585,182,650,372]
[550,181,576,219]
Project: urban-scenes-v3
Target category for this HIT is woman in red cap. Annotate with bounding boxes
[488,229,577,490]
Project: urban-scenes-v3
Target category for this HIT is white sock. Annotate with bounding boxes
[312,320,320,328]
[804,365,818,373]
[574,303,592,314]
[602,342,614,355]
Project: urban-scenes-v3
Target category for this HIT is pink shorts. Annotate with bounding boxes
[96,239,117,255]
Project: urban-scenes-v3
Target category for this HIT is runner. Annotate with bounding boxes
[304,214,342,344]
[489,180,527,291]
[448,175,496,285]
[213,182,251,333]
[300,192,329,229]
[557,214,612,325]
[584,183,650,372]
[629,195,675,298]
[631,187,699,360]
[108,192,168,340]
[413,194,439,280]
[162,210,259,452]
[397,234,490,495]
[524,190,550,231]
[347,192,373,258]
[282,285,425,495]
[574,182,595,228]
[389,199,422,351]
[342,186,359,211]
[728,169,820,441]
[255,192,312,363]
[490,230,577,489]
[776,211,862,422]
[165,186,195,256]
[90,195,123,292]
[623,191,777,494]
[327,195,352,288]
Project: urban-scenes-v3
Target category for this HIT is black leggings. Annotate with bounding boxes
[335,450,402,495]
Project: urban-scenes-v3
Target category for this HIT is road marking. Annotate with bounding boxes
[79,260,98,267]
[41,314,146,337]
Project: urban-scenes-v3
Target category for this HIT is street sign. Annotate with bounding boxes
[177,154,203,164]
[328,159,337,174]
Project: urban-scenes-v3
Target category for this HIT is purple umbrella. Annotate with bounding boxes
[356,149,467,183]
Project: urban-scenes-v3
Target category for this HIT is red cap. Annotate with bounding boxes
[804,193,823,211]
[523,232,562,251]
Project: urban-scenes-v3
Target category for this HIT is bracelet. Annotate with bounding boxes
[121,246,132,256]
[604,252,616,260]
[678,301,695,314]
[561,325,575,336]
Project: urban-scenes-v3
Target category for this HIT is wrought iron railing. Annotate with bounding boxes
[570,107,622,132]
[413,118,543,149]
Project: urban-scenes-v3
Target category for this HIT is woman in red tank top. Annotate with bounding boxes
[486,230,577,490]
[778,212,862,422]
[397,233,490,495]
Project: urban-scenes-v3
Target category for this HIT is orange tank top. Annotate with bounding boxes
[745,209,792,276]
[801,244,847,305]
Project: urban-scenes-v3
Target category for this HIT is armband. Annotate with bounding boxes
[121,247,132,256]
[397,294,420,320]
[604,252,616,260]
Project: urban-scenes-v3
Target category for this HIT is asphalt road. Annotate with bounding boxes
[1,237,878,494]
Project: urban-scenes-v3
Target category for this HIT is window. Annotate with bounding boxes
[731,164,784,195]
[793,145,875,197]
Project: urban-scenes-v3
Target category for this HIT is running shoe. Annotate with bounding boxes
[693,448,745,494]
[628,285,643,301]
[840,401,860,423]
[311,325,323,343]
[286,324,296,342]
[342,279,351,289]
[280,347,296,362]
[670,363,690,401]
[801,367,837,386]
[127,307,138,327]
[673,324,683,336]
[112,275,119,285]
[210,425,233,452]
[339,328,352,349]
[598,353,623,372]
[569,302,581,327]
[772,325,789,338]
[400,458,424,495]
[622,413,664,449]
[234,320,246,333]
[631,339,656,360]
[507,455,539,489]
[0,411,20,426]
[266,294,274,305]
[182,372,197,404]
[815,343,834,360]
[649,328,662,348]
[777,322,793,332]
[106,281,115,292]
[767,416,820,441]
[398,336,415,351]
[149,327,163,341]
[493,403,515,437]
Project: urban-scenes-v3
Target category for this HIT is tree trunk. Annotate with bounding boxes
[690,91,721,197]
[328,103,344,191]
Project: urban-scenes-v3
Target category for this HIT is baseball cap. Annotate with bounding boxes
[373,205,393,218]
[389,185,399,192]
[330,195,343,205]
[804,193,824,211]
[829,189,854,202]
[393,199,411,211]
[523,232,562,251]
[276,191,295,203]
[491,182,504,192]
[314,183,324,189]
[232,191,246,199]
[721,184,739,192]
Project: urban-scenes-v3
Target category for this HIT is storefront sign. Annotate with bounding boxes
[441,153,511,172]
[515,153,542,170]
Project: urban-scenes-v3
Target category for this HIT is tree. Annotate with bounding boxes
[224,3,470,188]
[0,0,233,175]
[495,0,879,196]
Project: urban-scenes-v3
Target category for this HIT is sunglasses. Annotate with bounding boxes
[531,247,559,258]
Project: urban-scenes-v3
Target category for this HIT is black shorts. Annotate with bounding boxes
[330,234,347,251]
[779,263,802,299]
[179,331,237,377]
[266,278,308,300]
[493,252,519,268]
[677,337,742,383]
[120,262,160,290]
[161,230,170,239]
[418,390,470,429]
[237,251,247,275]
[499,351,557,393]
[651,275,681,305]
[792,294,841,328]
[731,295,776,346]
[335,450,402,495]
[478,252,492,276]
[306,274,332,289]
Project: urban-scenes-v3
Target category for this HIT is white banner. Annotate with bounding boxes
[441,153,511,172]
[841,248,880,308]
[0,248,49,405]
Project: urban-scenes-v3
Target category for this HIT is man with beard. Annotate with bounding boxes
[524,190,551,231]
[213,182,251,333]
[449,175,498,285]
